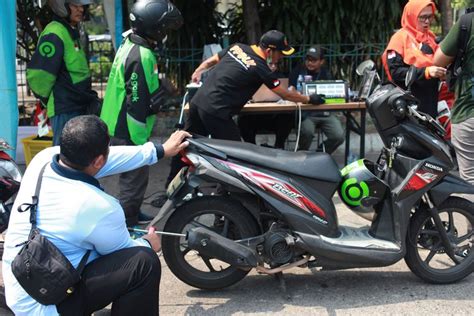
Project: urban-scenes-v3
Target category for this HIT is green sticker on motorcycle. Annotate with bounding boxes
[341,178,369,206]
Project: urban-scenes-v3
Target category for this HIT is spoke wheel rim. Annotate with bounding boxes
[415,208,473,273]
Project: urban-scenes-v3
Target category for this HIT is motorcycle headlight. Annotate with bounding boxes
[0,160,22,182]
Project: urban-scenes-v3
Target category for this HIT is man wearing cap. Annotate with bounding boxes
[166,30,324,187]
[288,45,344,153]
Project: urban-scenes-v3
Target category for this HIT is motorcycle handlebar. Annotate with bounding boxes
[406,104,446,137]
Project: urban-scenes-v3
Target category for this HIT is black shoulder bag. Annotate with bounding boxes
[446,11,474,91]
[11,164,91,306]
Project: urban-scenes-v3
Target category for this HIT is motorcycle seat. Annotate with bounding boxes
[194,138,341,182]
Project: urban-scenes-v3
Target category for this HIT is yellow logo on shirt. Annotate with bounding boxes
[229,45,256,68]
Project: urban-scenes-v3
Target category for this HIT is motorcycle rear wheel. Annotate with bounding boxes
[162,196,259,290]
[405,197,474,284]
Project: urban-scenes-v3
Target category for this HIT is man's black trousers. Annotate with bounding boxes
[56,247,161,316]
[167,104,241,186]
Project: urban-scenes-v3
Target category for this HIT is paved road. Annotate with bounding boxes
[159,259,473,315]
[1,157,472,315]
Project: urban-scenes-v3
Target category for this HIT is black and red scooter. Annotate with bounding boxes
[151,67,473,289]
[0,139,21,238]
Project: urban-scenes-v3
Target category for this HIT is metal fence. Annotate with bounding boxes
[162,43,388,93]
[16,41,388,125]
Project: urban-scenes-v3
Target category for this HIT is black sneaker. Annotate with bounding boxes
[137,212,154,224]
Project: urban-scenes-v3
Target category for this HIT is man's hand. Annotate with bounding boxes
[309,94,326,105]
[142,227,161,252]
[191,70,202,83]
[163,130,192,157]
[427,66,447,78]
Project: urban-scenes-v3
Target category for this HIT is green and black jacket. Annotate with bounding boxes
[26,16,94,118]
[101,34,159,145]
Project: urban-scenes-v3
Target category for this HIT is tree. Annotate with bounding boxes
[242,0,262,44]
[16,0,51,63]
[437,0,453,36]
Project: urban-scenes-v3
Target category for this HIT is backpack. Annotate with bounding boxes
[446,10,474,92]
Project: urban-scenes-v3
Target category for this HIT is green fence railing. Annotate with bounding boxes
[159,43,388,92]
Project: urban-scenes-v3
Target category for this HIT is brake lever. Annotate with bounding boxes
[408,106,427,121]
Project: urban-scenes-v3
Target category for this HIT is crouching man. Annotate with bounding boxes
[2,115,190,315]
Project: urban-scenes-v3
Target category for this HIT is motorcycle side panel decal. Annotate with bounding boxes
[218,160,327,221]
[401,163,443,192]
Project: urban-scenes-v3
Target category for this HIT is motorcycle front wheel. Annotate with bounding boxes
[162,196,259,290]
[405,197,474,284]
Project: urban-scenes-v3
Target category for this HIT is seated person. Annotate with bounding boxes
[288,45,344,153]
[238,62,293,149]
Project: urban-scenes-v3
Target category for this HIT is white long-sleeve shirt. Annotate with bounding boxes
[2,142,159,315]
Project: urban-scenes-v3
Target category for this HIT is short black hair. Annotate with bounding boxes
[60,115,110,169]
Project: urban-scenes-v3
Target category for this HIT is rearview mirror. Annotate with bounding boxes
[356,60,375,76]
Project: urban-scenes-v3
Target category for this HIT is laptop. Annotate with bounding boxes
[251,78,289,102]
[302,80,348,103]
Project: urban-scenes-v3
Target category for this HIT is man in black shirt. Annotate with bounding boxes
[288,45,344,153]
[238,61,294,149]
[166,30,324,186]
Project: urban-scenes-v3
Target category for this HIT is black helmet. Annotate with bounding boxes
[130,0,183,42]
[338,159,389,221]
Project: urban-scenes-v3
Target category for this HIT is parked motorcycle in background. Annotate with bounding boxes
[0,138,22,257]
[151,65,473,290]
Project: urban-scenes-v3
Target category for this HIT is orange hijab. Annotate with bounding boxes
[382,0,438,80]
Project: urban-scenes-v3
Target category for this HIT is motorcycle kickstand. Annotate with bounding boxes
[273,272,292,301]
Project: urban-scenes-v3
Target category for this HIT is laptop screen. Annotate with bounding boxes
[303,80,348,103]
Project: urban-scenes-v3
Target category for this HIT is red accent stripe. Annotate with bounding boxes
[222,160,326,219]
[0,152,11,160]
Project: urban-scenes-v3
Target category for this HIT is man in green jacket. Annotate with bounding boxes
[101,0,183,226]
[27,0,98,145]
[434,12,474,186]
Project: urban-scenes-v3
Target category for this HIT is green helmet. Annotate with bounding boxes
[338,159,388,221]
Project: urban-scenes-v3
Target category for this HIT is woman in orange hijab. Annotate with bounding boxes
[382,0,446,117]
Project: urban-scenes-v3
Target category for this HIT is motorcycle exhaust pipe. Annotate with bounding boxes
[187,227,258,268]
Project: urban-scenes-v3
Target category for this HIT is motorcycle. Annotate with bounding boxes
[0,139,22,249]
[151,67,473,289]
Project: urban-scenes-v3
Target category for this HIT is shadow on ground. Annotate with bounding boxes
[181,269,473,315]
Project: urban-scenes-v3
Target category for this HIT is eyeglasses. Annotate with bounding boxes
[306,57,321,63]
[418,14,434,22]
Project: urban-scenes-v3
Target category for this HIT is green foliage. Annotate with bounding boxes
[89,55,112,82]
[225,0,407,45]
[161,1,225,91]
[219,0,409,84]
[16,0,52,62]
[451,0,474,9]
[85,3,108,35]
[168,0,224,49]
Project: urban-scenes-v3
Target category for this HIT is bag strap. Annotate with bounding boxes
[17,163,49,231]
[17,162,92,272]
[77,250,91,275]
[453,12,473,75]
